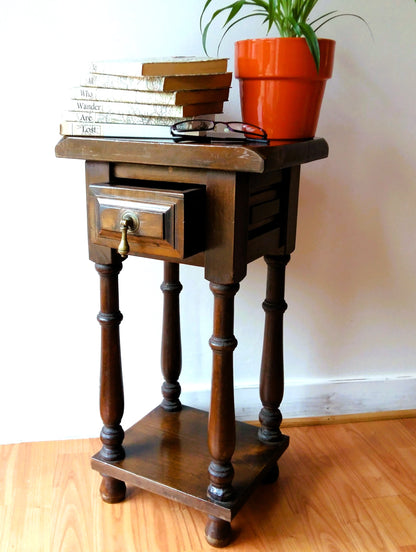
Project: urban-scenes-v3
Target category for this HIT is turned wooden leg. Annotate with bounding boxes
[160,262,183,411]
[205,516,232,548]
[205,282,239,547]
[258,255,290,445]
[95,261,126,503]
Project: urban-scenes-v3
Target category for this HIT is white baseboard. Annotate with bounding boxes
[181,375,416,421]
[4,375,414,445]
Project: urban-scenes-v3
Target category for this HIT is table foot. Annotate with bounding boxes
[205,516,232,548]
[262,462,280,484]
[99,475,126,503]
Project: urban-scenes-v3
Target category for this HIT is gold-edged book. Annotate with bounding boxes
[89,57,228,77]
[65,100,224,118]
[82,72,232,92]
[71,86,230,106]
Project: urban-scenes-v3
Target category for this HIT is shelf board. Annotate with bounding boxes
[91,405,289,521]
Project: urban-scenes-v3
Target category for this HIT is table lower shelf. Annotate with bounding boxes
[91,405,289,521]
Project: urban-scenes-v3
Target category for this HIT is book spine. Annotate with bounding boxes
[66,99,223,117]
[60,121,172,138]
[89,58,228,77]
[67,98,186,117]
[66,101,186,124]
[90,61,146,76]
[72,86,180,105]
[83,73,167,92]
[81,72,233,92]
[75,83,229,105]
[63,110,183,126]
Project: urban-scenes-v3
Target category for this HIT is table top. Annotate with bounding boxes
[55,136,328,174]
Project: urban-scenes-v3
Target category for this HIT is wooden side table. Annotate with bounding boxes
[55,136,328,547]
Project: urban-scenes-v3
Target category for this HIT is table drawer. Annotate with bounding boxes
[88,183,205,259]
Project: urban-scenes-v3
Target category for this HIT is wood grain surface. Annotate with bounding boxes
[1,417,415,551]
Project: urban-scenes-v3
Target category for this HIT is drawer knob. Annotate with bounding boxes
[117,212,139,259]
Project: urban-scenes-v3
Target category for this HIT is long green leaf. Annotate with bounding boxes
[201,3,241,54]
[309,10,338,27]
[200,0,372,64]
[200,0,216,31]
[314,13,371,37]
[298,21,320,71]
[223,0,245,26]
[216,11,268,53]
[298,0,319,22]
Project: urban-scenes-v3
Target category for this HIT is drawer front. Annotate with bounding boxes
[95,195,173,241]
[88,183,205,259]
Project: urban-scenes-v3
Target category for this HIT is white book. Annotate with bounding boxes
[60,121,174,138]
[63,110,185,126]
[66,98,223,118]
[71,86,230,106]
[81,72,233,92]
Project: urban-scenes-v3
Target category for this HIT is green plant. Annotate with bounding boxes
[200,0,367,71]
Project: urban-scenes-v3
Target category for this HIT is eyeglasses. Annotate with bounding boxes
[170,119,268,143]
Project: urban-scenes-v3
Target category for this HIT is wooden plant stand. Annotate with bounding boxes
[56,136,328,547]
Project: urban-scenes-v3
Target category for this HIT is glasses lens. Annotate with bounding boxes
[227,122,266,138]
[173,120,214,132]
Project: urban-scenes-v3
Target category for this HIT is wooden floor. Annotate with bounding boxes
[1,417,416,552]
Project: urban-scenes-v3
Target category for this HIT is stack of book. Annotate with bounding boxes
[60,57,231,139]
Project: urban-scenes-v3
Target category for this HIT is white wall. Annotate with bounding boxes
[1,0,415,444]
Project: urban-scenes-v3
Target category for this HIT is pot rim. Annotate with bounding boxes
[235,37,336,79]
[235,37,336,46]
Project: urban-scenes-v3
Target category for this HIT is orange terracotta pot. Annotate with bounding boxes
[235,37,336,140]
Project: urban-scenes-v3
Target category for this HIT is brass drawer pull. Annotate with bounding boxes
[118,212,139,259]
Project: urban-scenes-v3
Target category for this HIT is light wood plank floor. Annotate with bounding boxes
[1,417,416,552]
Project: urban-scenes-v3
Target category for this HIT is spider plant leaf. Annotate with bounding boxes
[201,4,240,54]
[287,15,301,36]
[269,0,278,12]
[201,2,243,32]
[314,13,371,36]
[298,21,320,71]
[267,0,277,18]
[299,0,320,21]
[223,0,245,26]
[309,10,338,27]
[248,0,270,10]
[200,0,216,32]
[216,11,268,53]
